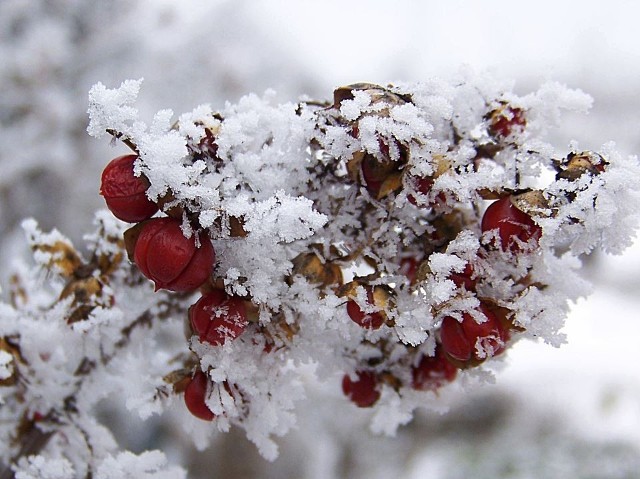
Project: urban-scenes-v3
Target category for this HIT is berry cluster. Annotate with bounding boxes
[100,154,249,420]
[96,81,615,425]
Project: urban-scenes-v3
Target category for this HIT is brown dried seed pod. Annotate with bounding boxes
[34,241,83,278]
[156,191,185,219]
[123,221,147,262]
[340,282,395,316]
[60,276,109,323]
[290,252,343,287]
[511,190,550,219]
[0,338,21,386]
[333,83,408,118]
[556,151,608,181]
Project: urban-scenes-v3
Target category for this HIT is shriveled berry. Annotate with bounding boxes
[440,302,510,364]
[342,370,381,407]
[133,217,215,292]
[100,154,158,222]
[481,196,542,252]
[346,285,391,330]
[411,345,458,391]
[184,370,215,421]
[189,289,249,346]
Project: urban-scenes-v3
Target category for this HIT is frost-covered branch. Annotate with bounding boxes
[1,75,639,475]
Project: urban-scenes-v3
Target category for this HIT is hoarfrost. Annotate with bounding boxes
[94,451,186,479]
[14,455,75,479]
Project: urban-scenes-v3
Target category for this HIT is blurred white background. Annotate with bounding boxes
[1,0,639,477]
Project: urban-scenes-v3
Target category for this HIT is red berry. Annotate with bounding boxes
[481,197,541,252]
[189,289,249,346]
[488,105,526,139]
[184,370,215,421]
[399,257,420,284]
[440,302,510,364]
[361,153,395,196]
[100,154,158,222]
[133,217,215,292]
[342,370,381,407]
[411,345,458,391]
[449,263,476,291]
[346,286,389,330]
[406,176,434,207]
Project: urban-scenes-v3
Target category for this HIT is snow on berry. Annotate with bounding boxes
[189,289,248,346]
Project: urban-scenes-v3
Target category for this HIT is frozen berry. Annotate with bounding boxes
[399,257,420,284]
[406,155,450,207]
[449,263,476,291]
[440,302,510,364]
[411,345,458,391]
[361,150,402,198]
[406,176,434,206]
[342,370,381,407]
[487,104,526,139]
[100,154,158,222]
[481,196,542,252]
[133,217,215,292]
[346,285,392,330]
[184,370,215,421]
[189,289,249,346]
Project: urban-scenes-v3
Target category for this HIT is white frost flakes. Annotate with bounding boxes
[149,109,174,136]
[233,191,327,243]
[339,90,372,121]
[95,451,186,479]
[14,455,75,479]
[137,131,190,201]
[87,79,143,139]
[370,391,414,436]
[428,253,465,276]
[0,350,13,381]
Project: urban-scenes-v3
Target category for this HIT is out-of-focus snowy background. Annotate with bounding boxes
[1,0,639,477]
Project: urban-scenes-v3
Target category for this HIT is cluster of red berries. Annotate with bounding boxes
[339,193,541,407]
[99,83,608,417]
[319,86,543,407]
[100,154,250,421]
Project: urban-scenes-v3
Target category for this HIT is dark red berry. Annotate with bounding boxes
[407,176,434,207]
[100,154,158,222]
[449,263,476,291]
[184,370,215,421]
[342,370,381,407]
[189,289,249,346]
[440,302,510,364]
[411,345,458,391]
[487,104,526,139]
[481,196,542,252]
[133,217,215,292]
[346,286,390,330]
[399,257,420,284]
[361,152,396,196]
